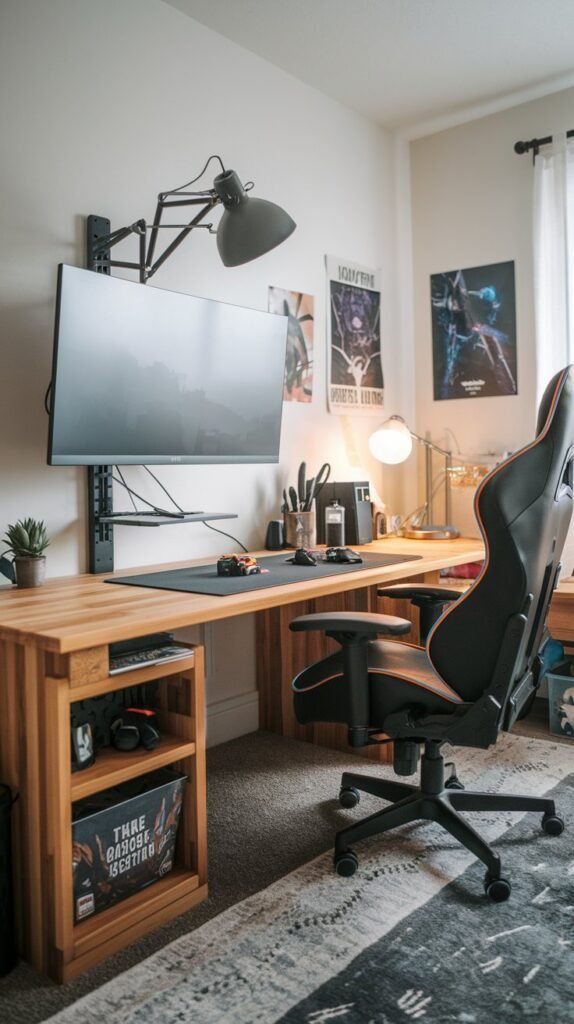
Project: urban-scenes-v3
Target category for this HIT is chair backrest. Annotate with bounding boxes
[427,365,574,703]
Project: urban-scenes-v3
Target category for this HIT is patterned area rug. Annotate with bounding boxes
[47,734,574,1024]
[278,773,574,1024]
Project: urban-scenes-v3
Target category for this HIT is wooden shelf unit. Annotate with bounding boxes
[3,639,207,983]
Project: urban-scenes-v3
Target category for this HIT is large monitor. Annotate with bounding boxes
[47,265,288,466]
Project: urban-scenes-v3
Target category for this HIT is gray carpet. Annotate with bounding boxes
[0,732,400,1024]
[0,731,572,1023]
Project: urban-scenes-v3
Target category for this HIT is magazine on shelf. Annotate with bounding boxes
[109,643,191,675]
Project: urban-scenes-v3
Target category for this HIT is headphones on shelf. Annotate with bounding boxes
[110,708,160,752]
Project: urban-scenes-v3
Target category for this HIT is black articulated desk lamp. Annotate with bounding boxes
[82,154,296,572]
[87,153,296,280]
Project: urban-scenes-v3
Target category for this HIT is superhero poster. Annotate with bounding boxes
[326,255,383,415]
[430,261,517,400]
[268,286,314,402]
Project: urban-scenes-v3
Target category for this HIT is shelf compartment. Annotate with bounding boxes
[70,736,196,801]
[72,653,197,699]
[12,635,206,982]
[46,644,197,695]
[66,870,206,982]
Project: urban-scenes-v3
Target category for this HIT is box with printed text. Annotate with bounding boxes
[72,768,186,922]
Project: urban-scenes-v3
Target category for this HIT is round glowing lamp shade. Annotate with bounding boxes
[368,416,413,465]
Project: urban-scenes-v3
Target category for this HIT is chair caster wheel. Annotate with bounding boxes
[541,812,564,836]
[339,786,360,809]
[445,776,465,790]
[484,873,511,902]
[334,849,359,877]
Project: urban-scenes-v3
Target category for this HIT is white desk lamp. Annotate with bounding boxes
[369,415,459,540]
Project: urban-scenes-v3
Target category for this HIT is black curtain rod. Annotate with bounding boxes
[514,129,574,158]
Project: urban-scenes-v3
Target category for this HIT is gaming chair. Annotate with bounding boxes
[290,366,574,901]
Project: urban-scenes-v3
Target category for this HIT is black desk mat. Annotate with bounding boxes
[106,551,422,597]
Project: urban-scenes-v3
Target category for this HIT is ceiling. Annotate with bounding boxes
[164,0,574,131]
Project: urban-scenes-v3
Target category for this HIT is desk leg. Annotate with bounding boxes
[257,572,442,762]
[256,584,394,762]
[44,675,74,980]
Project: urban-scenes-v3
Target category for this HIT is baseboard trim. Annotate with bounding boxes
[206,690,259,748]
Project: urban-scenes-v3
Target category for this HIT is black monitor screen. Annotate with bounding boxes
[48,265,288,465]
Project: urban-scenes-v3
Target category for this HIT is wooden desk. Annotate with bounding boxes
[0,536,482,981]
[548,577,574,644]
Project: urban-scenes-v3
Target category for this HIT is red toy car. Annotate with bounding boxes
[217,554,262,577]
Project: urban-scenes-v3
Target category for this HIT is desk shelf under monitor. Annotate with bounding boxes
[88,463,238,572]
[98,512,238,527]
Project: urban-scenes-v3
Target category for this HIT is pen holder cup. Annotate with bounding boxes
[283,509,316,549]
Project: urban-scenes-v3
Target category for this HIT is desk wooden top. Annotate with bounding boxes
[0,537,484,654]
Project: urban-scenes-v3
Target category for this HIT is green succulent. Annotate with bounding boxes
[3,518,50,558]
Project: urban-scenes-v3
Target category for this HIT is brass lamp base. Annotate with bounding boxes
[403,525,460,540]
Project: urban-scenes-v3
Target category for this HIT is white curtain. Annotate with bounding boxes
[533,133,574,573]
[533,131,574,405]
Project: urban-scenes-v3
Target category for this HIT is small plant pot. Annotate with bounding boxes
[14,556,46,588]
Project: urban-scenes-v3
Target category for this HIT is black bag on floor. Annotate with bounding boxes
[0,784,17,975]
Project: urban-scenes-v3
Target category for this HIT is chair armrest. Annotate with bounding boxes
[377,584,466,643]
[289,611,411,637]
[377,584,463,604]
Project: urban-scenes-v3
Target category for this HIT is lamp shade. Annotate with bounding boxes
[213,169,296,267]
[368,415,413,464]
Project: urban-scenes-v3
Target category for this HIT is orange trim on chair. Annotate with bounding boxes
[292,668,463,704]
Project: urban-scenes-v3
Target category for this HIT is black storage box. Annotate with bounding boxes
[0,784,16,975]
[72,768,186,922]
[316,481,373,545]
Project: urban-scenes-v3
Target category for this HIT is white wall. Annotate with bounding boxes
[0,0,397,742]
[409,85,574,565]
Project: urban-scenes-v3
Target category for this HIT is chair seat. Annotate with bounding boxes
[293,639,463,729]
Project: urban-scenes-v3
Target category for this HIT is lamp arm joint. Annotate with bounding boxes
[145,198,218,280]
[410,431,451,459]
[90,219,147,257]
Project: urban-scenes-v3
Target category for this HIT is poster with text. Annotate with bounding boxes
[268,287,314,402]
[326,255,383,414]
[430,260,517,400]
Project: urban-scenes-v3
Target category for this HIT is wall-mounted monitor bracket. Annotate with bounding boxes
[86,216,116,573]
[84,214,239,574]
[88,465,115,573]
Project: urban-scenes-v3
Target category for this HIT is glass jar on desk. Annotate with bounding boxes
[325,500,345,547]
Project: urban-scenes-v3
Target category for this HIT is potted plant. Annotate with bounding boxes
[1,518,50,588]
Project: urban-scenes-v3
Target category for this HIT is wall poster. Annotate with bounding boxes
[267,287,314,402]
[326,255,383,414]
[430,260,517,400]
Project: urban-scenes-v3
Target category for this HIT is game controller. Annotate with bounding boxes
[111,708,160,751]
[324,546,363,564]
[286,547,317,566]
[217,554,262,576]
